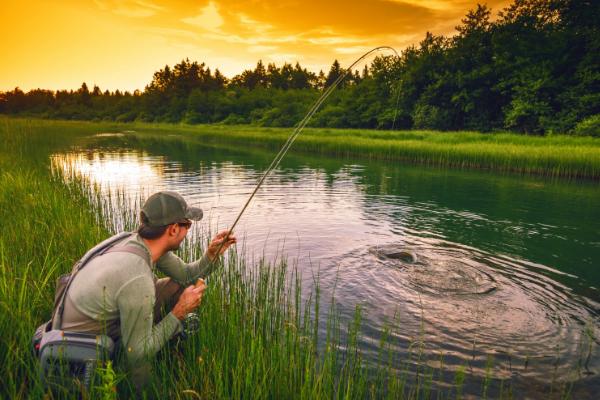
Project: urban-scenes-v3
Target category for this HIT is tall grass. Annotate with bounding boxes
[0,117,590,399]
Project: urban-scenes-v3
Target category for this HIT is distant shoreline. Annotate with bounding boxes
[3,116,600,180]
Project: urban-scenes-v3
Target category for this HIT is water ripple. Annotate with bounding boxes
[324,235,600,381]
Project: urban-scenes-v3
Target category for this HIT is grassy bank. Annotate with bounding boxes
[0,118,114,397]
[117,121,600,180]
[4,116,600,180]
[0,117,589,398]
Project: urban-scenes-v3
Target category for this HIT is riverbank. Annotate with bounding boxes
[109,121,600,180]
[4,116,600,179]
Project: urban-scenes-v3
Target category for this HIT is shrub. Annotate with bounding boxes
[221,113,248,125]
[412,104,451,130]
[573,114,600,137]
[115,111,137,122]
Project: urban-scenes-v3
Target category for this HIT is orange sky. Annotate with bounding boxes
[1,0,511,92]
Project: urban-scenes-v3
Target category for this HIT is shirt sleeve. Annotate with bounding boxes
[155,251,214,286]
[116,275,182,386]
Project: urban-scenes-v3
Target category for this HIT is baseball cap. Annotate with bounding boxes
[141,191,203,227]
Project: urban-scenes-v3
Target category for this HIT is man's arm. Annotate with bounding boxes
[116,275,182,386]
[156,251,213,286]
[156,230,236,286]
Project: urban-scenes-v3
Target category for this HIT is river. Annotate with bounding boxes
[52,131,600,397]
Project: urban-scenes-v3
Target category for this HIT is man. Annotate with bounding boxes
[60,191,236,388]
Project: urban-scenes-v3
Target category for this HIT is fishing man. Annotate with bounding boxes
[59,191,236,389]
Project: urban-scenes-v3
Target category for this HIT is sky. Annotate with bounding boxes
[1,0,511,92]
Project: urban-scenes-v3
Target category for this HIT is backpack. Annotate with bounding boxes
[32,231,149,391]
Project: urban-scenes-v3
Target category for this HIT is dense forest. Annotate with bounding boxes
[1,0,598,135]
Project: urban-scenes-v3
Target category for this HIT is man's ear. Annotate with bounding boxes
[167,223,178,237]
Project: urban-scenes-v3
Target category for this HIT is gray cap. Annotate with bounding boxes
[141,191,203,227]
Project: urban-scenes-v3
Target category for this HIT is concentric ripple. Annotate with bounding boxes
[326,235,600,382]
[369,243,497,295]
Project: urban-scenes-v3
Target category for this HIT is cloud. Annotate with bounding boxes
[389,0,455,11]
[199,0,437,36]
[248,45,278,53]
[143,27,199,40]
[87,0,517,78]
[237,13,273,34]
[200,32,299,46]
[182,2,224,31]
[267,53,300,63]
[334,45,377,55]
[171,42,213,54]
[127,1,513,55]
[94,0,164,18]
[307,36,368,45]
[93,0,109,10]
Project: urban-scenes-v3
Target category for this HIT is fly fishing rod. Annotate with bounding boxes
[210,46,400,260]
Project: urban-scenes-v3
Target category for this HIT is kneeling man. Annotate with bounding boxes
[60,191,236,387]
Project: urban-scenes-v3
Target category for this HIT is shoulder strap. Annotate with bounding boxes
[52,232,136,329]
[104,244,151,266]
[79,231,134,266]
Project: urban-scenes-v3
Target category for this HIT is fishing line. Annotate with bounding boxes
[212,46,401,259]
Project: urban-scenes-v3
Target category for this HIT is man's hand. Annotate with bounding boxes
[206,230,237,261]
[172,279,207,320]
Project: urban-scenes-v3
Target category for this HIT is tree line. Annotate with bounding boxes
[1,0,598,135]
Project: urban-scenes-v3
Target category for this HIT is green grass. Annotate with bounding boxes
[4,116,600,179]
[109,120,600,179]
[0,117,591,398]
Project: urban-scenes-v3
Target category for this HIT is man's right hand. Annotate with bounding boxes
[172,281,207,320]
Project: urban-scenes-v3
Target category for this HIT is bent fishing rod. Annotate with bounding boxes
[210,46,400,262]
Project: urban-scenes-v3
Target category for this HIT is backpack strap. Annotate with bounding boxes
[104,244,151,266]
[78,231,134,266]
[52,232,145,329]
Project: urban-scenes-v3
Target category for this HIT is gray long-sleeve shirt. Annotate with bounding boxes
[61,233,212,384]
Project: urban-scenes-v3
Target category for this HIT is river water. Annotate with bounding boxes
[52,132,600,397]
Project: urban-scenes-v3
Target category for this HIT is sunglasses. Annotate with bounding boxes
[177,221,193,229]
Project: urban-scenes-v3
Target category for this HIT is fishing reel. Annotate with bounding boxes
[181,312,200,340]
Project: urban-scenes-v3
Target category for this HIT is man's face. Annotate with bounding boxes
[166,220,192,251]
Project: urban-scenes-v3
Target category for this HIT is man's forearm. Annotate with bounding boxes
[157,252,213,286]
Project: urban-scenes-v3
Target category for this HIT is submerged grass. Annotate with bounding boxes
[0,117,593,398]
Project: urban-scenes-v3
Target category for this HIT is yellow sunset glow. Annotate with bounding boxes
[1,0,510,92]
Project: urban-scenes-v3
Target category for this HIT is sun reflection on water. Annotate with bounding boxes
[51,151,168,195]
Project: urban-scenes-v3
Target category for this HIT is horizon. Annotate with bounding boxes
[1,0,510,92]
